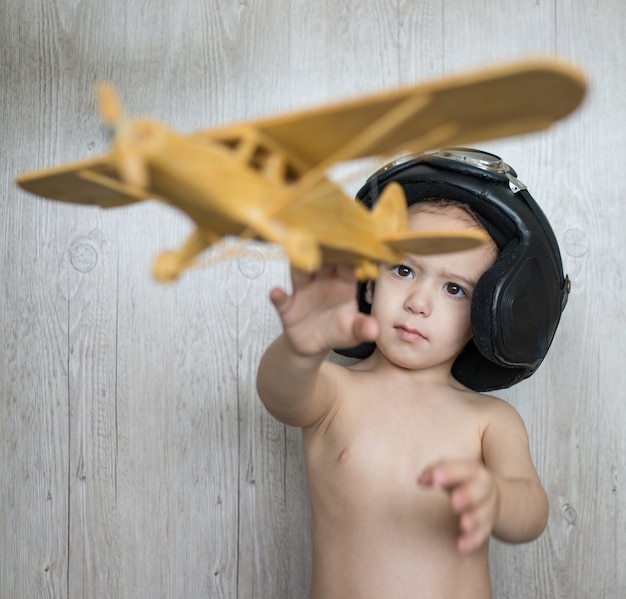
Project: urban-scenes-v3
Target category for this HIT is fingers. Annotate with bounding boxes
[272,264,362,320]
[418,461,478,490]
[335,264,359,284]
[268,263,376,355]
[269,286,290,313]
[290,264,357,287]
[419,461,499,555]
[456,494,497,554]
[270,267,323,316]
[290,267,316,291]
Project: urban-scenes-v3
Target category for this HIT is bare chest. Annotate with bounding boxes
[303,390,484,523]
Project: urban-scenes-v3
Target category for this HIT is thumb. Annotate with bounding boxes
[351,314,379,345]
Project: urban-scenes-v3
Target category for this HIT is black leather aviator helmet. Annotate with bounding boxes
[336,148,570,392]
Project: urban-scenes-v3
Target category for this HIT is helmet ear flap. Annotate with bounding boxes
[469,241,519,363]
[453,240,551,391]
[452,242,534,392]
[469,263,498,363]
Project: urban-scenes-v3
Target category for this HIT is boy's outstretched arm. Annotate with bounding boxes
[419,400,549,554]
[256,266,378,428]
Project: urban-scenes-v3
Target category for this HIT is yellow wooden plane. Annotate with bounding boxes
[15,59,585,282]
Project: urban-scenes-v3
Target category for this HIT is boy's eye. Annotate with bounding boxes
[392,264,414,278]
[444,283,466,298]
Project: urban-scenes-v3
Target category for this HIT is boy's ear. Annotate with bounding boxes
[364,281,375,304]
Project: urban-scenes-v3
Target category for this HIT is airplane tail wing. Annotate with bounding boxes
[372,182,488,255]
[385,229,488,255]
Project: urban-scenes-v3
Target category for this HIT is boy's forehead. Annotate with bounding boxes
[408,204,479,229]
[404,241,495,277]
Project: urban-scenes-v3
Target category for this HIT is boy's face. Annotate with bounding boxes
[368,207,497,375]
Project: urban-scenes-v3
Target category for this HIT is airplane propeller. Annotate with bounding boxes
[96,82,151,189]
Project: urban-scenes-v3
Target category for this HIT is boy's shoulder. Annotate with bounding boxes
[457,385,524,421]
[464,388,532,446]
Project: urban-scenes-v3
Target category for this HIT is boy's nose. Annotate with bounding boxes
[404,283,432,316]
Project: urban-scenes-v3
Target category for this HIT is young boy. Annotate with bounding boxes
[256,148,569,598]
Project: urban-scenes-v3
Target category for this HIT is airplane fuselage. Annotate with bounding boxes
[145,130,401,265]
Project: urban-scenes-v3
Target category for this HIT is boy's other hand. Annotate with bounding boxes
[418,460,500,555]
[270,265,378,357]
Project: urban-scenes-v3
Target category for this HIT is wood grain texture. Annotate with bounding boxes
[2,0,625,598]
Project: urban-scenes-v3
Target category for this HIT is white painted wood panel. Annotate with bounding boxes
[1,1,624,597]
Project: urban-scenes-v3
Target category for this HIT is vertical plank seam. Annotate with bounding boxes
[282,427,288,508]
[235,277,241,599]
[114,241,120,506]
[441,1,446,70]
[65,247,72,599]
[282,423,289,597]
[554,0,558,54]
[396,0,401,86]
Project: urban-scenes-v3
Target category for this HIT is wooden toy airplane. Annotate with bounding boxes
[15,59,585,282]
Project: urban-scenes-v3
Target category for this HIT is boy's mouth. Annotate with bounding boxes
[394,325,427,343]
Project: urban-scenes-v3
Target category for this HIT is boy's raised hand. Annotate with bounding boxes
[269,265,379,357]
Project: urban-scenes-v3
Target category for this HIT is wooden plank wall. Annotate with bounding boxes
[1,1,624,597]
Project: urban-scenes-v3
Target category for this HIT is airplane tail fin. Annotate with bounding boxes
[371,182,409,237]
[373,181,488,255]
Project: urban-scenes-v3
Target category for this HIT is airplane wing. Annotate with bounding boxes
[206,59,585,171]
[15,156,151,207]
[16,59,585,211]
